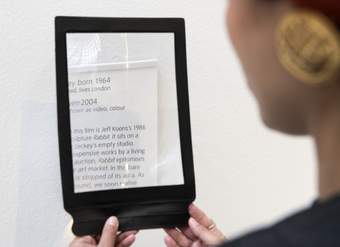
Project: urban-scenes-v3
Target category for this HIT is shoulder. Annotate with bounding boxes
[220,196,340,247]
[219,227,285,247]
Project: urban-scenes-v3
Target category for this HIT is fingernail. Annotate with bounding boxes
[189,217,198,227]
[188,204,197,213]
[107,216,118,226]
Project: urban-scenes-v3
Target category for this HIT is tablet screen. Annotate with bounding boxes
[66,33,184,193]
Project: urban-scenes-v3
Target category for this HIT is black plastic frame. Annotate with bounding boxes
[55,16,195,235]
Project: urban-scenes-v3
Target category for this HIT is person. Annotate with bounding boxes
[71,0,340,246]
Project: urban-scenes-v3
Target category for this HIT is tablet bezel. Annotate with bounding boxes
[55,17,195,209]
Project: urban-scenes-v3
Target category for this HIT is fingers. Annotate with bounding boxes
[98,216,119,247]
[116,230,138,247]
[188,218,224,246]
[164,235,180,247]
[117,230,138,243]
[77,236,97,244]
[188,204,214,228]
[178,226,198,241]
[69,236,97,247]
[69,243,93,247]
[192,241,204,247]
[116,233,136,247]
[164,228,192,247]
[70,220,137,247]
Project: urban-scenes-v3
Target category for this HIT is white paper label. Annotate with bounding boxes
[68,60,158,193]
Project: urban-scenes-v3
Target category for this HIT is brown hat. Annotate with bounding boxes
[291,0,340,24]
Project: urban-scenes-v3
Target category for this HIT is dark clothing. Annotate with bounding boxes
[221,196,340,247]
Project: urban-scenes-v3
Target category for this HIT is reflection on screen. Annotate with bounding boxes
[66,33,184,193]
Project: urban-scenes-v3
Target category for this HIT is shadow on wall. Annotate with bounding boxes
[15,101,72,247]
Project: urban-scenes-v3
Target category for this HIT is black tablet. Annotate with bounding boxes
[55,16,195,236]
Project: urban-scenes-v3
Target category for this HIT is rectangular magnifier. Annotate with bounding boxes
[55,17,195,236]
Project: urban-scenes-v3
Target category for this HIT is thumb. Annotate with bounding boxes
[98,216,119,247]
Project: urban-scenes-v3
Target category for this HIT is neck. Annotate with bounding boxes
[311,102,340,201]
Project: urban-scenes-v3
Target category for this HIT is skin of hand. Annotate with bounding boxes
[69,216,138,247]
[163,204,226,247]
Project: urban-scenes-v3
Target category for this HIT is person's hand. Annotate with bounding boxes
[70,216,137,247]
[164,204,226,247]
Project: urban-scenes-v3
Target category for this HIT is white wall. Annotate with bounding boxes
[0,0,316,246]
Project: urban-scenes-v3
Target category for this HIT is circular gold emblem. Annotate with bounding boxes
[276,10,340,86]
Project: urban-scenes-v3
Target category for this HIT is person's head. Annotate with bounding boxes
[226,0,340,135]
